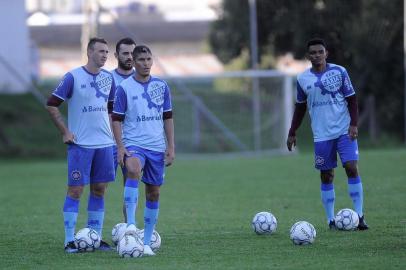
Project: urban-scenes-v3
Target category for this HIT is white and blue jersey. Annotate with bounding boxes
[111,68,135,86]
[52,66,116,148]
[297,63,355,142]
[113,76,172,153]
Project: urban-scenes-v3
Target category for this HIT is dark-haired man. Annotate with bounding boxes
[287,38,368,230]
[111,37,136,222]
[112,45,175,255]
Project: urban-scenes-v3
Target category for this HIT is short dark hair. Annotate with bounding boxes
[132,45,152,58]
[115,37,136,53]
[87,37,107,51]
[307,38,326,50]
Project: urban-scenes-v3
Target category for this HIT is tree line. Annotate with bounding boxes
[209,0,403,139]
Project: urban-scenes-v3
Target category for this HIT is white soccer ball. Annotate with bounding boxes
[290,221,316,245]
[251,211,277,235]
[137,229,161,252]
[112,223,127,246]
[74,228,101,252]
[334,208,359,230]
[117,234,144,258]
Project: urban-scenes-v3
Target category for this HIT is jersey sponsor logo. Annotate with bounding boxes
[314,67,343,98]
[312,99,344,108]
[82,105,107,113]
[315,155,325,166]
[71,170,81,181]
[136,114,162,122]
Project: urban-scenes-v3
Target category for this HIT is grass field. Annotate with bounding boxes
[0,149,405,269]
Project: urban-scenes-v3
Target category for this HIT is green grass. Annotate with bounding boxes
[0,149,405,269]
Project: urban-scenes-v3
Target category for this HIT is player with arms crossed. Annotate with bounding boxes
[286,38,368,230]
[111,37,136,222]
[46,38,116,253]
[112,45,175,255]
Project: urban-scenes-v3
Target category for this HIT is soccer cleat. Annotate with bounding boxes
[358,215,369,230]
[328,220,337,230]
[97,240,113,251]
[64,241,78,253]
[124,224,139,237]
[143,245,156,256]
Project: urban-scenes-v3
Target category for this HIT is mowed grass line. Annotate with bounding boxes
[0,149,405,270]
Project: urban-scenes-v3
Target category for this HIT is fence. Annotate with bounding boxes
[163,70,294,154]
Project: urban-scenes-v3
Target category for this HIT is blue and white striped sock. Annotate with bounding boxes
[87,193,105,237]
[124,179,139,225]
[63,196,79,245]
[348,176,364,217]
[320,183,335,223]
[143,200,159,246]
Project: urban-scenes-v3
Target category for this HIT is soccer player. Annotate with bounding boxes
[46,38,116,253]
[111,37,136,222]
[112,45,175,256]
[286,38,368,230]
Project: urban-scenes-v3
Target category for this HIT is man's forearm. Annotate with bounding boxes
[164,118,175,149]
[112,121,124,148]
[288,103,307,136]
[46,106,68,135]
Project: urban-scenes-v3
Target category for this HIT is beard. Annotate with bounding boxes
[118,60,133,71]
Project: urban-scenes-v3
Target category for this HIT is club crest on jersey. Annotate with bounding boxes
[71,170,81,181]
[315,155,325,166]
[142,80,166,110]
[314,67,343,98]
[90,72,113,102]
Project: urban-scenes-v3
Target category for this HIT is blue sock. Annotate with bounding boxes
[348,176,364,217]
[87,194,105,237]
[320,183,335,223]
[144,200,159,246]
[63,196,79,246]
[124,179,139,225]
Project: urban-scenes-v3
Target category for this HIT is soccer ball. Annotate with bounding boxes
[112,223,127,246]
[137,229,161,252]
[334,208,359,230]
[117,234,144,258]
[251,211,277,235]
[74,228,101,252]
[289,221,316,245]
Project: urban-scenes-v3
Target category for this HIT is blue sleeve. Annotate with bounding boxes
[163,82,172,112]
[109,76,116,102]
[341,69,355,97]
[53,72,74,100]
[113,86,127,115]
[296,81,307,103]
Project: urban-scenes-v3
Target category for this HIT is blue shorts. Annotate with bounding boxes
[67,144,115,186]
[314,134,359,170]
[125,145,165,186]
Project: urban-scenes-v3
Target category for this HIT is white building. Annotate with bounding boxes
[0,0,31,93]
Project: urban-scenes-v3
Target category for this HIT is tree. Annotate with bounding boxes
[209,0,404,138]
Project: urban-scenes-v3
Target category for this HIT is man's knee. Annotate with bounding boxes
[126,159,142,179]
[146,185,160,201]
[90,183,107,197]
[320,169,334,183]
[344,161,358,178]
[67,186,84,199]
